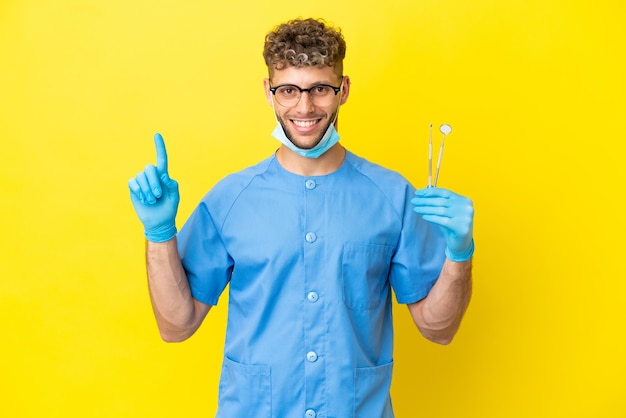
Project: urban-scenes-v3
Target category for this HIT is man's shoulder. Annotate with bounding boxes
[220,155,276,186]
[344,150,408,185]
[200,155,276,204]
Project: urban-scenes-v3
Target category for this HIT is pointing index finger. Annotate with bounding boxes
[154,133,168,175]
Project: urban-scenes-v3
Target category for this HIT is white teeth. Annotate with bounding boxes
[293,120,317,128]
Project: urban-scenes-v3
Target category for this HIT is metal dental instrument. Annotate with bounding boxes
[432,123,452,187]
[428,123,433,187]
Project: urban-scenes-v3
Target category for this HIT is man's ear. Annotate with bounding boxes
[340,75,351,105]
[263,78,273,106]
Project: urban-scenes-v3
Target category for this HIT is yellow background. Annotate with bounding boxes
[1,0,624,416]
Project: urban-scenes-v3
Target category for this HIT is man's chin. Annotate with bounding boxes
[286,135,322,150]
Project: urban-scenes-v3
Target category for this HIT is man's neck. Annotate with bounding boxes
[276,143,346,176]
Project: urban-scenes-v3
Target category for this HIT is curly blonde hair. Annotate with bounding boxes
[263,18,346,77]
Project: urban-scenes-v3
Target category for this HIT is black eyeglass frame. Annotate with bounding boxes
[269,77,344,106]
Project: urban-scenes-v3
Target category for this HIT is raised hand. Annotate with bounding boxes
[412,187,474,262]
[128,133,180,242]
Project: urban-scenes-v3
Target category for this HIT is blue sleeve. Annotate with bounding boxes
[177,200,233,306]
[389,185,446,304]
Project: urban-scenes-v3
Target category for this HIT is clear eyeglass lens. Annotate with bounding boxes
[275,85,335,107]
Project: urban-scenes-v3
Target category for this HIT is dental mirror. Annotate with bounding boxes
[433,124,452,187]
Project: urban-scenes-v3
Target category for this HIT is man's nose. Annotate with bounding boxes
[294,91,315,112]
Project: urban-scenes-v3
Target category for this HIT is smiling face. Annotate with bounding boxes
[265,66,350,150]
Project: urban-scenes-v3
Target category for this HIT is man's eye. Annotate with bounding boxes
[279,87,296,95]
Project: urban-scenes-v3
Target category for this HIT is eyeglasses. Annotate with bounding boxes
[269,77,343,107]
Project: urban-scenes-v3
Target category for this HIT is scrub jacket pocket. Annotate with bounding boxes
[217,356,271,418]
[342,242,393,310]
[354,361,394,417]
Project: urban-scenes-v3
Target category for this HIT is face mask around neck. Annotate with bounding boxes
[270,97,341,159]
[271,120,340,159]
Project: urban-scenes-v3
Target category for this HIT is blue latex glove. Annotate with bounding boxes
[411,187,474,262]
[128,133,180,242]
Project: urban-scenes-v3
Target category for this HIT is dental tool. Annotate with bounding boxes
[431,123,452,187]
[428,123,433,187]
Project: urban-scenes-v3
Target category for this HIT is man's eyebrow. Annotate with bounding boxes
[273,80,337,87]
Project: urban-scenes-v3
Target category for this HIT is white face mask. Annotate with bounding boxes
[270,86,342,159]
